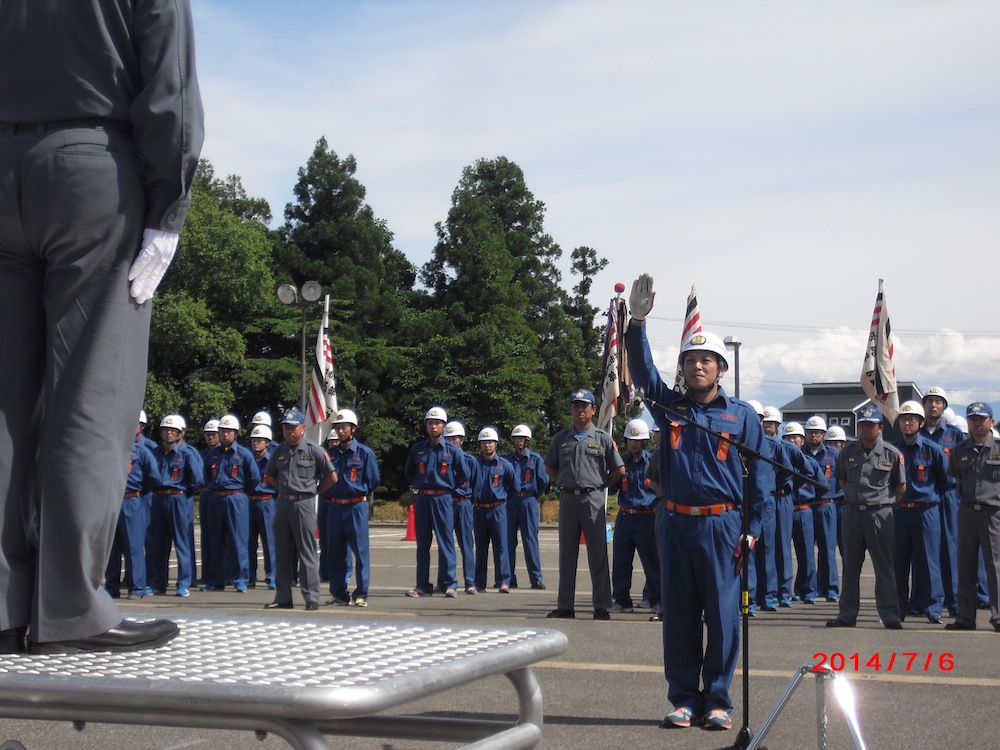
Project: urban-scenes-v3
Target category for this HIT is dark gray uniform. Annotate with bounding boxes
[835,439,905,626]
[546,425,624,611]
[265,441,336,607]
[0,1,203,641]
[949,435,1000,628]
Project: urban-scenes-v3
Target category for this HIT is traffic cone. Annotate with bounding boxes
[579,530,586,545]
[401,503,416,541]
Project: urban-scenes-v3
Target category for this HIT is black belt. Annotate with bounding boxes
[850,503,891,511]
[561,487,598,495]
[282,492,315,500]
[0,118,130,136]
[965,503,1000,512]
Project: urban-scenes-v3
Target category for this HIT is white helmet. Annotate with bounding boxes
[218,414,240,431]
[478,427,499,442]
[943,407,957,425]
[202,418,219,433]
[161,414,187,431]
[444,421,466,438]
[624,418,651,440]
[511,424,533,440]
[804,416,827,432]
[746,399,765,416]
[139,409,148,424]
[249,425,272,441]
[251,410,272,427]
[326,427,339,442]
[783,422,805,438]
[993,428,1000,439]
[922,386,949,406]
[953,416,969,434]
[424,406,448,422]
[898,400,925,420]
[762,406,782,424]
[332,408,358,426]
[678,331,729,370]
[825,425,847,442]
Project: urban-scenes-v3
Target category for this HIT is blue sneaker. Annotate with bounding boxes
[235,585,247,593]
[144,586,155,596]
[826,593,840,603]
[176,585,190,597]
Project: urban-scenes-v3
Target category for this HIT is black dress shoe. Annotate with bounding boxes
[825,619,855,628]
[944,620,975,631]
[305,601,319,611]
[530,582,546,590]
[28,619,178,654]
[0,627,27,655]
[883,621,903,630]
[264,601,293,609]
[593,608,611,621]
[546,609,575,619]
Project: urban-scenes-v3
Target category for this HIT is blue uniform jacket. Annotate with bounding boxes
[803,444,840,500]
[624,322,767,537]
[405,438,470,491]
[472,455,516,504]
[326,440,380,499]
[894,434,949,504]
[127,442,161,494]
[787,444,822,503]
[452,451,477,500]
[155,442,203,494]
[508,449,549,497]
[920,423,965,491]
[203,442,260,494]
[619,450,658,509]
[251,451,277,498]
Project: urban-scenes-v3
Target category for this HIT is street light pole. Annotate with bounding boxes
[724,335,742,400]
[277,280,323,411]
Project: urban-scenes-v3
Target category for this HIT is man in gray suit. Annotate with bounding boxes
[0,0,204,653]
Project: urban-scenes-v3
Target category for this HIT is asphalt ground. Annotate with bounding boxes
[3,524,999,749]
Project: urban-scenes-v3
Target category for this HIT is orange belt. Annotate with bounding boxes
[323,495,367,505]
[666,500,735,517]
[417,489,451,496]
[251,494,274,501]
[211,488,245,496]
[123,490,142,498]
[155,488,183,495]
[619,506,655,515]
[474,500,504,509]
[897,501,933,509]
[794,503,812,511]
[813,499,833,506]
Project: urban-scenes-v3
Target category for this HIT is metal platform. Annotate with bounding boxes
[0,615,569,749]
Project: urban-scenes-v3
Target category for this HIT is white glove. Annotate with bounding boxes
[128,228,179,304]
[629,273,655,321]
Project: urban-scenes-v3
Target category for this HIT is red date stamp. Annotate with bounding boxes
[812,652,954,672]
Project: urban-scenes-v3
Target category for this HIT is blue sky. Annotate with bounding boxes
[193,1,1000,413]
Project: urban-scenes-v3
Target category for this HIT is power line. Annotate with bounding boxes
[643,315,1000,340]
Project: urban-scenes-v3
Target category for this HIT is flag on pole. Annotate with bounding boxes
[860,279,899,423]
[673,283,702,392]
[306,295,338,432]
[597,296,631,432]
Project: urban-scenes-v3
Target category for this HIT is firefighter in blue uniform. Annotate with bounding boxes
[507,424,549,590]
[893,400,948,623]
[803,416,841,602]
[105,414,161,599]
[782,422,822,603]
[442,421,478,594]
[625,274,767,732]
[318,428,340,585]
[151,414,203,596]
[248,424,277,589]
[921,386,971,616]
[404,407,470,598]
[196,418,219,589]
[472,427,515,592]
[324,409,380,607]
[202,414,259,592]
[612,419,661,615]
[743,402,775,614]
[824,425,848,556]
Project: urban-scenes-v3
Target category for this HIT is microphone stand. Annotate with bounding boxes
[643,395,826,750]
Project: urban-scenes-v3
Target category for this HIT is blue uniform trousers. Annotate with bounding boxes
[249,497,276,588]
[206,492,249,589]
[105,495,149,597]
[144,493,157,590]
[474,504,511,589]
[415,493,456,593]
[661,509,741,715]
[750,497,777,609]
[318,502,353,586]
[199,492,217,587]
[894,505,943,618]
[152,492,194,591]
[612,511,660,608]
[791,505,817,602]
[835,502,845,558]
[774,495,795,604]
[325,500,370,600]
[812,502,840,599]
[507,494,544,587]
[441,498,475,588]
[939,490,959,611]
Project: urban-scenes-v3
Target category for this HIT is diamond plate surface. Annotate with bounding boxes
[0,617,550,690]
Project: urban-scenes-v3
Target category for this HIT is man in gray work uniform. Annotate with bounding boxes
[546,389,625,620]
[0,0,203,654]
[264,409,338,611]
[945,402,1000,632]
[828,405,905,629]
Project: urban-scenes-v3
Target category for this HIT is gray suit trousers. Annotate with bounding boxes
[0,123,149,641]
[557,490,612,611]
[273,497,321,605]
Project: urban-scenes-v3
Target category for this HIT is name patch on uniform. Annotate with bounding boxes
[588,442,601,450]
[987,455,1000,465]
[878,460,894,469]
[721,413,738,422]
